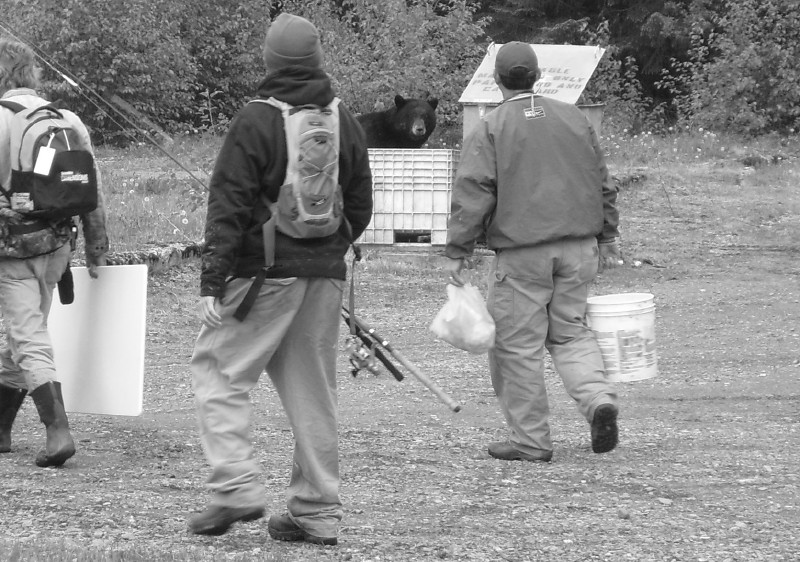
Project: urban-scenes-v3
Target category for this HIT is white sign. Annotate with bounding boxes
[459,43,606,105]
[50,265,147,416]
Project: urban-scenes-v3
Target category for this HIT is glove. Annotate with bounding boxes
[598,238,621,272]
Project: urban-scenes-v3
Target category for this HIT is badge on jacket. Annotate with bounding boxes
[524,106,545,120]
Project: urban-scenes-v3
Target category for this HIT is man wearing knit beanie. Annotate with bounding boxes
[188,13,373,546]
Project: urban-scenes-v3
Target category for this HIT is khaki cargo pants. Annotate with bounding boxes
[190,276,344,538]
[487,237,618,456]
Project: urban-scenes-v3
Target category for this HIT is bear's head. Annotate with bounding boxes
[391,95,438,147]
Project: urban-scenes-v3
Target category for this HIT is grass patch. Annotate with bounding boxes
[94,129,800,261]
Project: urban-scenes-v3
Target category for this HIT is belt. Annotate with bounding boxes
[7,220,52,235]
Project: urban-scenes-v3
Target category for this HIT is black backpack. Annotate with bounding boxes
[0,100,97,220]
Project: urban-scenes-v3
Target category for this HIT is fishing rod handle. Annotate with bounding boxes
[388,347,462,413]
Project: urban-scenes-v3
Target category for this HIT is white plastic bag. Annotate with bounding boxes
[430,283,495,354]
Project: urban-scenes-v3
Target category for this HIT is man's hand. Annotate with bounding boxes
[86,253,106,279]
[598,238,621,272]
[444,257,467,287]
[199,295,223,329]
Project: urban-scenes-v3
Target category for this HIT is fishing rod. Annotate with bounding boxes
[0,20,209,191]
[343,306,462,413]
[342,306,405,381]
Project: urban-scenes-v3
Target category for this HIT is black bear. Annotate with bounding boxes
[356,95,438,148]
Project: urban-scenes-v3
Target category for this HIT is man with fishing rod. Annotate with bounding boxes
[187,13,373,546]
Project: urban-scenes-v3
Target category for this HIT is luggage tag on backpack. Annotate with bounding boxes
[10,192,33,211]
[33,146,56,176]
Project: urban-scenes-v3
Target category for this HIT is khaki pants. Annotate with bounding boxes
[487,237,617,455]
[0,244,70,391]
[190,276,344,537]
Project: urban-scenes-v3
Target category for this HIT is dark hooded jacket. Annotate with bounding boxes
[200,67,373,298]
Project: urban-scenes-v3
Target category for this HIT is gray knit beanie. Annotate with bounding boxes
[263,13,323,70]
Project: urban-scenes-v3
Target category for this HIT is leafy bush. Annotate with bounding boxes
[176,0,271,133]
[4,0,197,143]
[571,21,650,134]
[3,0,487,145]
[665,0,800,135]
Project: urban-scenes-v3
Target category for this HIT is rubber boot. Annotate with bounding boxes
[0,384,27,453]
[30,381,75,467]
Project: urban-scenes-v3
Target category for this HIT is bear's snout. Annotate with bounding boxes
[410,119,427,137]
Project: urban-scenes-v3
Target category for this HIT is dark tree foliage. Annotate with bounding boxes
[474,0,699,112]
[2,0,797,139]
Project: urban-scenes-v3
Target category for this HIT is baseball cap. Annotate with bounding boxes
[495,41,539,78]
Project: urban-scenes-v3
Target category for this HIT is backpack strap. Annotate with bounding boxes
[0,100,20,198]
[0,100,25,113]
[0,100,63,119]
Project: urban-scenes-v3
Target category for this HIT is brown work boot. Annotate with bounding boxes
[268,513,338,546]
[30,381,75,467]
[488,441,552,462]
[188,505,265,536]
[591,403,619,453]
[0,384,27,453]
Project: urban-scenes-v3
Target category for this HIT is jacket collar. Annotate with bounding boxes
[1,88,38,99]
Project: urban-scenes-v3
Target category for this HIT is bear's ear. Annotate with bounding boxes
[428,98,439,110]
[394,94,407,108]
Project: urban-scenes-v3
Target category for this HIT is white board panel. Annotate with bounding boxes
[459,43,606,105]
[49,265,147,416]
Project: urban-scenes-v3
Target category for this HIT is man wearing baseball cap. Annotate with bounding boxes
[187,13,372,545]
[444,42,621,463]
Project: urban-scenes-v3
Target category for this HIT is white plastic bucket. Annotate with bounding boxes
[586,293,657,382]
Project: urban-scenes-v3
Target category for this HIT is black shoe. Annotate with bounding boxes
[487,441,552,462]
[188,505,265,536]
[591,404,619,453]
[268,513,338,546]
